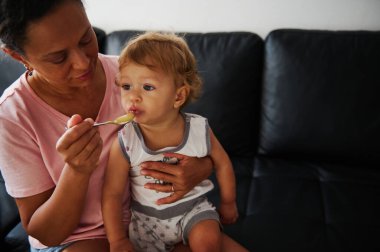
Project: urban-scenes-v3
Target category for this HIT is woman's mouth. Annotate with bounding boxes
[76,68,93,81]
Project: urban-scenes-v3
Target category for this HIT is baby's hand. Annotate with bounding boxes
[219,202,239,224]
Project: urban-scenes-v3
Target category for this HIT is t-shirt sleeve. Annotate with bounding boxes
[0,119,54,198]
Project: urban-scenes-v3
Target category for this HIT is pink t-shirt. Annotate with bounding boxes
[0,54,130,249]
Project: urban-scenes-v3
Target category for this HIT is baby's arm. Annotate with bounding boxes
[208,129,238,224]
[102,138,134,252]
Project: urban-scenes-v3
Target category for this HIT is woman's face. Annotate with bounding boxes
[21,1,99,89]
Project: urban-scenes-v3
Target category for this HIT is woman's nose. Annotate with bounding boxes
[71,49,90,69]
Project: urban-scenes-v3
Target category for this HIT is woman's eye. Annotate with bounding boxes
[80,32,93,46]
[122,84,131,90]
[51,56,66,64]
[80,37,92,46]
[143,84,155,91]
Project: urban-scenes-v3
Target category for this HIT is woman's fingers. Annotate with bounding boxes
[140,162,179,184]
[144,183,174,193]
[141,153,213,205]
[58,126,97,162]
[56,116,102,174]
[66,114,83,129]
[156,190,187,205]
[57,118,94,152]
[73,130,102,166]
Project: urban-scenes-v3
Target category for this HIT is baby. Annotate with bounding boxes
[102,31,247,252]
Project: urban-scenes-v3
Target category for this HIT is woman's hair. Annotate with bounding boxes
[0,0,83,55]
[119,31,203,105]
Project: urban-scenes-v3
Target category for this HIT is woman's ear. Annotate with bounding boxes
[2,47,33,74]
[2,47,27,64]
[174,84,190,109]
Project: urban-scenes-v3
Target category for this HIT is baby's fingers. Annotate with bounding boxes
[220,215,238,224]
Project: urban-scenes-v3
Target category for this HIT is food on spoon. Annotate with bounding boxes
[114,112,135,124]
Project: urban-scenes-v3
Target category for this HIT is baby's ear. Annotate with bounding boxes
[174,84,190,108]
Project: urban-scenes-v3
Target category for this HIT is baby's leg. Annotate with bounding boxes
[176,227,249,252]
[188,219,222,252]
[220,233,249,252]
[181,197,248,251]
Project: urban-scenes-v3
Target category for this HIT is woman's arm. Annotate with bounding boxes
[16,115,102,246]
[102,138,133,252]
[140,153,213,205]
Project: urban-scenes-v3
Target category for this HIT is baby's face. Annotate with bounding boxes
[117,62,180,125]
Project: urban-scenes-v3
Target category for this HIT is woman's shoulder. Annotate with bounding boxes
[98,54,120,89]
[0,74,28,109]
[98,53,119,70]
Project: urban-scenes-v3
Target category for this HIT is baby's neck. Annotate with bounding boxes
[139,113,186,151]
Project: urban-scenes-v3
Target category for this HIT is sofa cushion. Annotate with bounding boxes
[2,223,29,252]
[256,29,380,251]
[247,156,379,251]
[260,29,380,164]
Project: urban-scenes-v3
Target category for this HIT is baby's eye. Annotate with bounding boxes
[143,84,155,91]
[121,84,131,90]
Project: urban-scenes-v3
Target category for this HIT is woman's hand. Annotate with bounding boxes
[140,153,213,205]
[56,114,103,175]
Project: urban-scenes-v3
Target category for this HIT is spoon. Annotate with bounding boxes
[93,113,135,127]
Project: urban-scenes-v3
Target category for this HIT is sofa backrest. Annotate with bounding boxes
[260,29,380,165]
[0,52,24,94]
[0,171,20,240]
[251,29,380,250]
[105,31,264,158]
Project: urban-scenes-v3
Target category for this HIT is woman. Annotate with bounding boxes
[0,0,212,251]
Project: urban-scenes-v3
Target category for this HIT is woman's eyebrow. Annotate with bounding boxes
[41,50,66,60]
[40,27,92,59]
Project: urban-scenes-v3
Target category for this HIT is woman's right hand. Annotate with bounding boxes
[56,114,103,175]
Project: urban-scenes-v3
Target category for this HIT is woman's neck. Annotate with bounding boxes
[26,59,106,119]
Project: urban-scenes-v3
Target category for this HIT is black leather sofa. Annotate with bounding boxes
[1,28,379,252]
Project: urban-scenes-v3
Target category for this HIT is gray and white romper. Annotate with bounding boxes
[118,113,220,251]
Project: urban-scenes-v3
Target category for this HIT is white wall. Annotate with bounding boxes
[85,0,380,39]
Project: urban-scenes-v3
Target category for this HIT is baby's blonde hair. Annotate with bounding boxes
[118,31,202,105]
